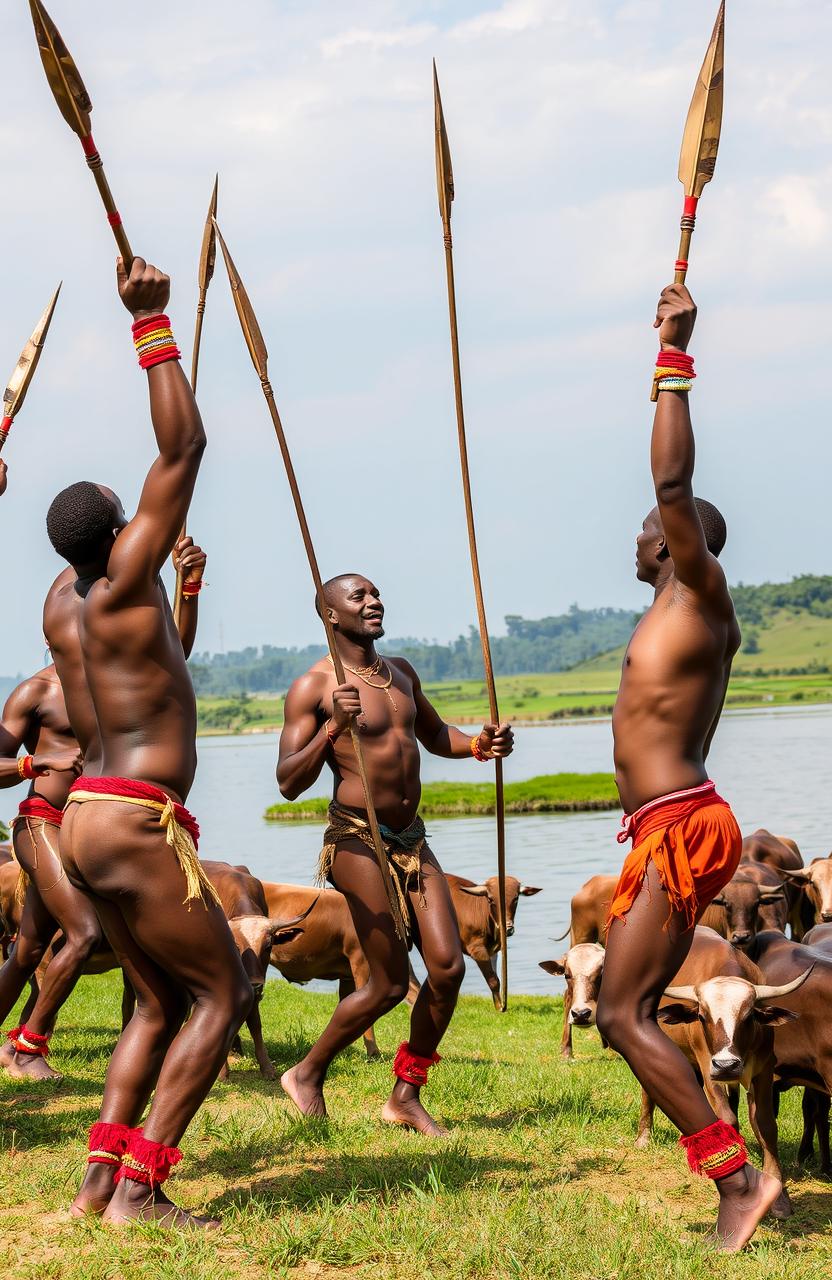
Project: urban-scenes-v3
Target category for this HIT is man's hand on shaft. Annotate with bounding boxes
[478,722,514,759]
[172,536,206,591]
[329,683,363,737]
[653,283,697,353]
[116,256,171,322]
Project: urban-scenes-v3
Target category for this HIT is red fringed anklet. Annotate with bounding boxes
[680,1120,747,1180]
[88,1121,132,1168]
[393,1042,441,1088]
[115,1130,183,1187]
[10,1025,50,1057]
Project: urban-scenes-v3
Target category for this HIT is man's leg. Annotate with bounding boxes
[0,862,58,1074]
[281,840,411,1118]
[382,849,464,1135]
[5,822,102,1081]
[596,861,781,1250]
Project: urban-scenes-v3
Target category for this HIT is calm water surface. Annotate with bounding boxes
[189,706,832,997]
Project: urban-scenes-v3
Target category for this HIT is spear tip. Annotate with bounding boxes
[677,0,725,198]
[433,60,454,227]
[213,217,270,382]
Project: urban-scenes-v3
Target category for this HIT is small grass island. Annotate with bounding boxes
[264,773,620,822]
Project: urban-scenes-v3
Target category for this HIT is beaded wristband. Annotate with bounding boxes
[470,734,492,762]
[653,350,695,395]
[17,755,35,780]
[181,580,203,598]
[132,313,181,370]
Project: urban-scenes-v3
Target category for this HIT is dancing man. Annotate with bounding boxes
[595,283,781,1250]
[45,255,251,1228]
[277,573,513,1135]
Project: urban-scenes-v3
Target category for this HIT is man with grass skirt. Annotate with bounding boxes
[595,283,782,1251]
[44,254,251,1229]
[277,573,514,1135]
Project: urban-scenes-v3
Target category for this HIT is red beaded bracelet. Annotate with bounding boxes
[470,734,492,762]
[132,313,181,370]
[17,755,35,780]
[181,580,203,598]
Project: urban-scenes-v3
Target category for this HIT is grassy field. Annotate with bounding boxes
[2,973,832,1279]
[264,774,619,821]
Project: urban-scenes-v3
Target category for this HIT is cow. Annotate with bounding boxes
[441,875,542,1009]
[636,925,809,1218]
[781,857,832,929]
[753,928,832,1176]
[739,830,808,937]
[539,943,605,1059]
[700,862,789,949]
[554,874,618,946]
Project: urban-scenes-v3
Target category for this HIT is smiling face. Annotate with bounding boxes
[324,574,385,642]
[635,506,667,584]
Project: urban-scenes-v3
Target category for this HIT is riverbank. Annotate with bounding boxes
[264,773,619,821]
[0,973,824,1280]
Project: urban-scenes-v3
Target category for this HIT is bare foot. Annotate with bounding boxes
[381,1095,449,1137]
[70,1162,119,1217]
[5,1052,62,1082]
[716,1164,782,1252]
[102,1181,220,1230]
[280,1065,326,1118]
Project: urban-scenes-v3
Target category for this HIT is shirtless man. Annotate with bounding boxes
[277,574,513,1135]
[0,536,207,1081]
[45,255,251,1228]
[595,284,780,1251]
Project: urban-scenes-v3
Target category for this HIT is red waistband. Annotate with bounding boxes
[69,776,200,848]
[17,797,64,826]
[617,780,728,846]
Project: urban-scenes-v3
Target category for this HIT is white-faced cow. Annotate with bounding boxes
[781,857,832,930]
[638,925,810,1219]
[539,943,605,1059]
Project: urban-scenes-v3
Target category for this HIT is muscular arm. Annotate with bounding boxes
[173,537,206,660]
[0,684,36,788]
[276,674,332,800]
[107,259,206,600]
[402,662,491,759]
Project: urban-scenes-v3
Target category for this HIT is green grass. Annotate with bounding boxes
[264,773,619,822]
[2,973,831,1279]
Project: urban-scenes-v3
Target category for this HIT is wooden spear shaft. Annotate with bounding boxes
[172,297,208,629]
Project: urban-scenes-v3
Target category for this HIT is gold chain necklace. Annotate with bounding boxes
[329,654,398,712]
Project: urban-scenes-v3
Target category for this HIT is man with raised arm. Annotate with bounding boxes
[0,536,207,1082]
[45,257,251,1229]
[277,574,513,1135]
[595,284,781,1252]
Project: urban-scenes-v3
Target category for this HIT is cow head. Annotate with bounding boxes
[782,858,832,924]
[229,901,316,996]
[539,943,605,1026]
[710,876,788,949]
[458,875,542,938]
[660,968,812,1081]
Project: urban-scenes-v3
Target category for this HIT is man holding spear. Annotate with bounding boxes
[277,574,513,1135]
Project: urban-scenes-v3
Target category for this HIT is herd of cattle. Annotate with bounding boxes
[3,826,832,1211]
[542,828,832,1216]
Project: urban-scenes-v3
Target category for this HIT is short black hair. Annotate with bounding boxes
[694,497,727,557]
[46,482,115,566]
[314,573,364,618]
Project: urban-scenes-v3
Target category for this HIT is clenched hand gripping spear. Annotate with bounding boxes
[433,63,509,1011]
[652,0,725,400]
[1,286,62,456]
[213,221,408,942]
[173,177,219,628]
[29,0,133,269]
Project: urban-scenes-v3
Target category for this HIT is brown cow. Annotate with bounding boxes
[440,875,542,1009]
[539,943,605,1059]
[638,925,809,1218]
[700,863,789,949]
[739,830,807,937]
[554,874,618,946]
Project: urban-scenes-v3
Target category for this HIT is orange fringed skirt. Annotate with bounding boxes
[607,780,742,932]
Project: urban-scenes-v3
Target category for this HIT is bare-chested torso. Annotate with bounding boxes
[612,574,740,814]
[14,665,79,811]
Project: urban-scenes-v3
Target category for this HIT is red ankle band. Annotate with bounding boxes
[115,1130,183,1187]
[393,1042,441,1088]
[11,1025,50,1056]
[680,1120,747,1180]
[88,1121,132,1167]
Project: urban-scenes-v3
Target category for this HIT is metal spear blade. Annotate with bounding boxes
[3,283,62,422]
[678,0,725,198]
[212,218,269,381]
[198,175,219,295]
[29,0,92,138]
[433,60,455,228]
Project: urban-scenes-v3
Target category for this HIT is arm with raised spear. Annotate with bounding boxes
[432,63,513,1011]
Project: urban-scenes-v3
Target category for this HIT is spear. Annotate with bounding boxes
[433,63,509,1012]
[1,285,62,456]
[652,0,725,400]
[29,0,133,268]
[173,176,219,628]
[213,219,408,943]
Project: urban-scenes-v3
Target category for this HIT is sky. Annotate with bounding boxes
[0,0,829,675]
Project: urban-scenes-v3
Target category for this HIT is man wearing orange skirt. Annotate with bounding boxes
[595,283,780,1251]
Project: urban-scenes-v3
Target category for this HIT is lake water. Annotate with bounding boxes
[189,706,832,998]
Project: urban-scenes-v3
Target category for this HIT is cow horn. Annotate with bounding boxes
[662,984,698,1003]
[458,884,489,897]
[753,965,814,1003]
[780,868,811,880]
[270,895,319,933]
